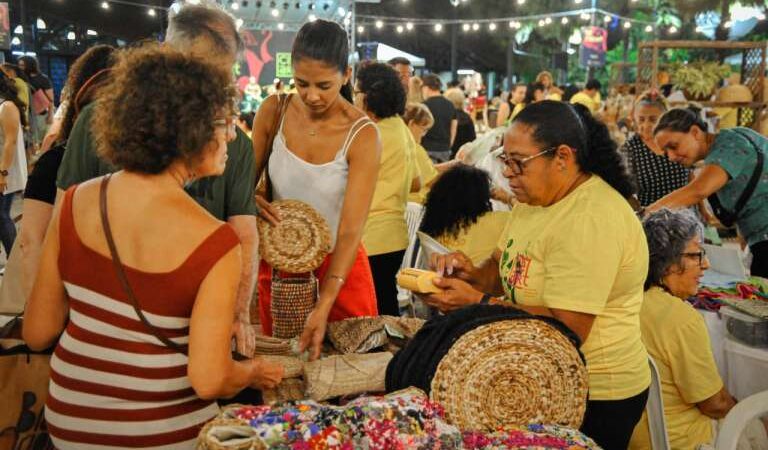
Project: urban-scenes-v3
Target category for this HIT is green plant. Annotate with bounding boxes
[670,60,731,100]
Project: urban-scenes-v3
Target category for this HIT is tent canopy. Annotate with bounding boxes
[359,42,425,67]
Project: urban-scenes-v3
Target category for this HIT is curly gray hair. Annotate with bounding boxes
[642,208,703,291]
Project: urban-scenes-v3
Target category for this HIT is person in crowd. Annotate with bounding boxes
[237,111,255,135]
[15,45,116,302]
[0,71,27,256]
[420,165,509,265]
[629,208,768,450]
[404,102,439,204]
[356,62,414,316]
[252,20,380,360]
[55,3,260,356]
[570,79,602,113]
[622,91,690,207]
[496,84,526,128]
[535,70,563,101]
[387,56,412,95]
[23,44,284,450]
[408,76,424,104]
[423,101,650,450]
[1,63,30,125]
[562,84,580,102]
[510,81,544,120]
[420,74,457,163]
[444,87,476,158]
[648,106,768,277]
[18,56,54,151]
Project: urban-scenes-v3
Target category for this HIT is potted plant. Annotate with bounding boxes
[670,60,731,101]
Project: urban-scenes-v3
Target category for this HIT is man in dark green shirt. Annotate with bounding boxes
[55,3,260,355]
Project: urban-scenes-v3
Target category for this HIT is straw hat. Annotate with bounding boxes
[258,200,331,273]
[430,319,588,431]
[716,84,753,103]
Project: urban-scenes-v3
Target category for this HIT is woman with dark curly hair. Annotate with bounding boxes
[355,61,414,316]
[419,165,508,265]
[23,45,283,449]
[14,45,116,302]
[253,20,381,358]
[424,101,650,450]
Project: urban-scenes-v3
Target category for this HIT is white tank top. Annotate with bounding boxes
[269,113,375,249]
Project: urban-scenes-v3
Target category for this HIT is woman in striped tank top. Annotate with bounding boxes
[23,46,284,449]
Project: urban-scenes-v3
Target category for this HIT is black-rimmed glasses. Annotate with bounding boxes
[497,147,557,176]
[682,249,707,268]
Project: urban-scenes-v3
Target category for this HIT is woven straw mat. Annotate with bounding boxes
[304,352,393,401]
[430,319,588,431]
[258,199,331,273]
[327,316,426,354]
[197,419,263,450]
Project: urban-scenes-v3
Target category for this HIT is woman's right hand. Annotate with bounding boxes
[249,356,284,390]
[254,195,281,226]
[430,251,476,281]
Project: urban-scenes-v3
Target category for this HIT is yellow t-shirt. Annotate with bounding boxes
[629,287,723,450]
[497,176,650,400]
[511,102,525,120]
[436,211,510,266]
[570,92,600,113]
[363,116,415,256]
[408,142,439,204]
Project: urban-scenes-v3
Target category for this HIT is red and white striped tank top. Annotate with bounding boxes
[46,186,240,449]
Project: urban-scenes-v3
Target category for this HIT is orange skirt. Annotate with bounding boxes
[258,245,378,336]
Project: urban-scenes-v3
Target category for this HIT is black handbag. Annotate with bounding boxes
[707,130,765,228]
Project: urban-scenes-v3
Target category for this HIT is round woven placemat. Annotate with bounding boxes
[258,199,332,273]
[430,319,588,431]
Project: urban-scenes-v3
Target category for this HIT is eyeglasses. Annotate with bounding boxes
[497,147,557,176]
[213,115,238,140]
[682,249,707,268]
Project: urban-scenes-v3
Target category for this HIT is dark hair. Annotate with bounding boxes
[166,3,244,55]
[523,81,545,105]
[643,208,701,291]
[387,57,411,67]
[58,45,116,145]
[292,19,352,103]
[422,74,442,91]
[586,79,601,91]
[94,44,235,174]
[0,71,27,127]
[420,164,493,240]
[513,101,636,198]
[356,62,405,118]
[238,111,255,130]
[654,105,708,135]
[562,84,579,102]
[18,55,40,75]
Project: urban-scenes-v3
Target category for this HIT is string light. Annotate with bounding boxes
[396,25,404,33]
[277,22,285,30]
[406,22,414,30]
[375,19,383,28]
[357,25,364,33]
[603,15,612,23]
[580,12,590,20]
[230,2,239,10]
[623,21,631,28]
[308,13,317,22]
[472,23,480,30]
[561,17,569,24]
[148,8,156,17]
[644,24,653,32]
[574,0,583,3]
[669,26,678,33]
[434,23,443,32]
[337,6,345,16]
[271,8,280,16]
[488,22,497,31]
[544,17,552,24]
[101,1,110,9]
[516,0,525,4]
[462,23,470,31]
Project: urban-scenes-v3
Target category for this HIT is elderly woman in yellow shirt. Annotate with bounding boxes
[630,209,768,450]
[356,62,417,316]
[424,101,650,450]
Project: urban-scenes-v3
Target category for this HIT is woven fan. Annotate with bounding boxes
[430,319,588,431]
[258,199,332,273]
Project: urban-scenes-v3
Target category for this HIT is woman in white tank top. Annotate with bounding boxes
[252,20,382,360]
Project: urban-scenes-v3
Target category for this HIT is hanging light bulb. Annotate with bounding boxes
[434,23,443,32]
[644,24,653,32]
[396,25,404,33]
[561,17,569,24]
[603,15,612,23]
[67,31,76,40]
[669,26,678,33]
[516,0,525,4]
[277,22,285,30]
[36,18,46,29]
[623,21,631,29]
[375,20,383,28]
[357,25,364,33]
[406,22,414,30]
[580,13,590,20]
[461,23,470,31]
[308,14,317,22]
[472,23,480,30]
[489,22,497,31]
[271,8,279,16]
[544,17,553,24]
[574,0,583,3]
[13,25,22,34]
[148,8,156,17]
[101,1,110,9]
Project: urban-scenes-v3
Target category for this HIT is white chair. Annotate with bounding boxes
[715,390,768,450]
[397,203,425,314]
[647,356,671,450]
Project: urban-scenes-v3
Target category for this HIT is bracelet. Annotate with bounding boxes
[327,275,345,285]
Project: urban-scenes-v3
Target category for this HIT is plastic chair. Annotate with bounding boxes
[715,390,768,450]
[647,356,671,450]
[397,203,425,314]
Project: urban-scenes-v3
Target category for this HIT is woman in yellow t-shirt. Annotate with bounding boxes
[357,62,415,316]
[630,209,767,450]
[423,101,650,450]
[404,103,439,204]
[510,81,545,121]
[419,164,509,265]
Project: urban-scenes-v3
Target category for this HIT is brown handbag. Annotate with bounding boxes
[98,175,248,360]
[255,93,292,202]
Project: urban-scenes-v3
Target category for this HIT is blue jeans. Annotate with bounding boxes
[0,193,17,255]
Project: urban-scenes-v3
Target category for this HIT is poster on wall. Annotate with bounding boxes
[0,3,10,50]
[235,29,297,90]
[579,26,608,68]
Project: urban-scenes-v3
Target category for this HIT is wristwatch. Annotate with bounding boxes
[0,169,8,177]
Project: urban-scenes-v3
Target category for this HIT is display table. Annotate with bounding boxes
[701,310,768,400]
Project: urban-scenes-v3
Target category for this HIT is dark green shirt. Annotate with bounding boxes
[56,103,257,220]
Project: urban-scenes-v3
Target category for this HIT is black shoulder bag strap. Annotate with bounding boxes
[707,130,765,227]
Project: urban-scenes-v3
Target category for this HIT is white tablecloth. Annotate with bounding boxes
[701,310,768,400]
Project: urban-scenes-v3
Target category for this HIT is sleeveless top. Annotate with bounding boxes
[0,98,28,194]
[46,186,240,450]
[268,113,375,249]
